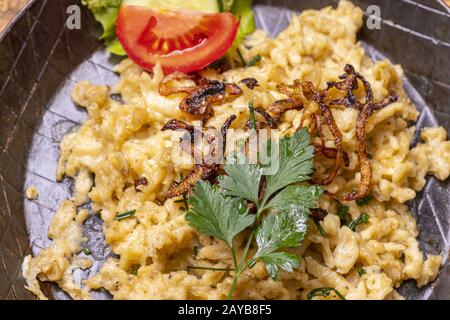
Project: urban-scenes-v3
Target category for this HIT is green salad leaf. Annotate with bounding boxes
[229,0,255,50]
[82,0,126,56]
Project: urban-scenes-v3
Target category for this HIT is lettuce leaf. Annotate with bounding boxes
[82,0,127,56]
[224,0,254,52]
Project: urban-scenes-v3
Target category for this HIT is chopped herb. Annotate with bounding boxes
[130,266,139,276]
[187,266,234,272]
[367,153,373,159]
[115,210,136,221]
[357,267,366,277]
[246,54,261,67]
[348,213,370,231]
[248,102,257,130]
[355,194,373,206]
[307,287,346,300]
[337,203,350,225]
[314,220,327,237]
[237,49,247,66]
[82,248,92,256]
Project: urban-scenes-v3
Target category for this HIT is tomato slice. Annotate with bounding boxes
[116,6,239,74]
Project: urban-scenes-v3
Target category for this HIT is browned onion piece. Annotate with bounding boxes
[314,144,350,167]
[310,208,328,222]
[164,116,238,198]
[255,108,278,129]
[162,119,195,135]
[372,94,399,113]
[221,115,237,155]
[159,72,210,96]
[180,81,243,123]
[240,78,259,90]
[167,164,218,198]
[267,98,303,122]
[342,104,372,201]
[312,92,345,186]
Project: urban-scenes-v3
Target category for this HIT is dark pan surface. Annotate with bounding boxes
[0,0,449,300]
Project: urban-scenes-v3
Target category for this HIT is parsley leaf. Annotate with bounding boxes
[262,128,315,205]
[186,181,255,248]
[250,208,309,280]
[219,162,263,205]
[265,185,323,212]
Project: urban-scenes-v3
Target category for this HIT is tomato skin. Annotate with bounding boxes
[116,6,239,74]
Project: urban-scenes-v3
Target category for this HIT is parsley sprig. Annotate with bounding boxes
[186,128,323,299]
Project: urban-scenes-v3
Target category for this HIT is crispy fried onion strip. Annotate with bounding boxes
[313,144,350,167]
[162,116,237,198]
[310,86,345,186]
[266,80,347,184]
[159,72,210,96]
[181,81,242,123]
[267,98,304,122]
[167,164,218,198]
[327,64,398,200]
[246,108,279,130]
[160,73,243,123]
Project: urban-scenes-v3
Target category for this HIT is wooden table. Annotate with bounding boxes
[0,0,28,32]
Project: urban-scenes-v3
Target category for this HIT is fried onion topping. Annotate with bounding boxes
[180,80,243,123]
[325,64,398,201]
[267,98,304,122]
[167,164,218,198]
[240,78,259,90]
[163,116,237,198]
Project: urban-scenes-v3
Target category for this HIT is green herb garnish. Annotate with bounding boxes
[248,102,257,130]
[188,266,234,272]
[355,194,373,206]
[337,203,350,225]
[115,210,137,221]
[130,265,139,276]
[314,220,327,237]
[187,128,322,299]
[246,54,262,67]
[82,0,126,56]
[307,287,346,300]
[357,267,366,277]
[348,213,370,231]
[82,248,92,256]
